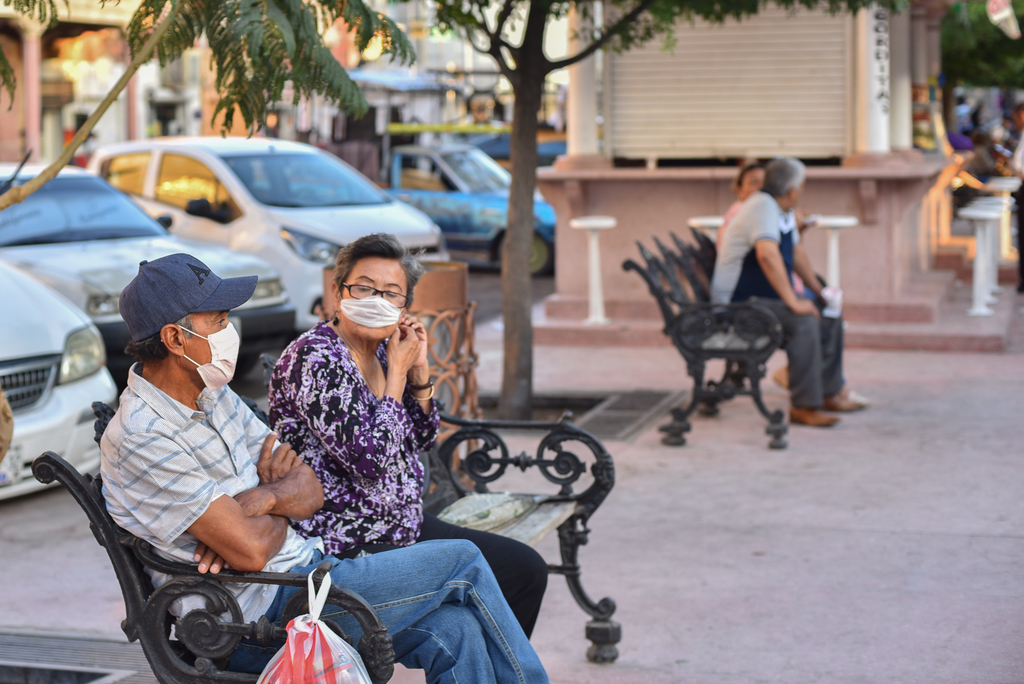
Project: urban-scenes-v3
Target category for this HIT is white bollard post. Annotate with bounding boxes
[827,227,842,290]
[570,216,617,325]
[991,206,1003,297]
[959,205,1002,316]
[814,216,859,288]
[969,197,1011,299]
[983,177,1021,261]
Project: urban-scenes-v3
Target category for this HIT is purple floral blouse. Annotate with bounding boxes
[268,321,439,553]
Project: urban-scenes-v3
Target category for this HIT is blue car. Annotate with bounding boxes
[464,133,567,168]
[388,144,557,274]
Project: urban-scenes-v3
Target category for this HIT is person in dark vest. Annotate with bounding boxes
[710,157,867,427]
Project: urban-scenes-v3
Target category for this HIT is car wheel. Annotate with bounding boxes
[496,232,555,276]
[529,233,555,275]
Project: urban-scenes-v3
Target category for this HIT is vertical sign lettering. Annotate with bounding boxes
[872,8,890,116]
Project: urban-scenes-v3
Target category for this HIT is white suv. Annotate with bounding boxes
[0,261,117,500]
[89,138,448,332]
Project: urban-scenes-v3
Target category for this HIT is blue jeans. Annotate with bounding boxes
[226,539,548,684]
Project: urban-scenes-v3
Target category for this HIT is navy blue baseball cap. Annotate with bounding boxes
[120,254,258,341]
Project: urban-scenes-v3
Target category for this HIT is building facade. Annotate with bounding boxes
[538,1,985,349]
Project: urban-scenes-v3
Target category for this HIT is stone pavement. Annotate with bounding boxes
[2,305,1024,683]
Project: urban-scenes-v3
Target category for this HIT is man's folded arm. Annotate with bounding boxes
[186,495,290,573]
[235,463,325,521]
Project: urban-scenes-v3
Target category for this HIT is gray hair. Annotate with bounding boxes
[123,313,193,363]
[333,233,425,307]
[762,158,806,198]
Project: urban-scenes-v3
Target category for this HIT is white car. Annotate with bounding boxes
[0,260,117,501]
[0,166,296,385]
[88,137,449,332]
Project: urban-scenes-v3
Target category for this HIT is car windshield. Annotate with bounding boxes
[221,152,389,208]
[441,149,511,193]
[0,176,164,247]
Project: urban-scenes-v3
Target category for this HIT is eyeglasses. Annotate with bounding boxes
[341,283,410,308]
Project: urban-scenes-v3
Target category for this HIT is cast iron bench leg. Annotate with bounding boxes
[553,516,621,663]
[747,363,788,449]
[660,359,707,446]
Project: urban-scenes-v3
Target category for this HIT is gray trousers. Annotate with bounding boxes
[758,299,845,409]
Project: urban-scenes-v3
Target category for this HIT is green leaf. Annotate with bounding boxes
[263,0,295,59]
[942,0,1024,87]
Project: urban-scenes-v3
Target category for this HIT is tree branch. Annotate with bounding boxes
[490,0,517,45]
[546,0,658,73]
[462,13,514,79]
[0,0,182,211]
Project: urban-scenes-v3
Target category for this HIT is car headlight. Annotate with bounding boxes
[280,227,341,264]
[87,293,119,316]
[59,326,105,385]
[252,278,283,300]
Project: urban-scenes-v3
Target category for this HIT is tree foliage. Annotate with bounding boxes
[0,0,414,131]
[942,0,1024,87]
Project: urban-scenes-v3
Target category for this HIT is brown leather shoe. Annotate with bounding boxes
[790,407,840,427]
[823,389,869,412]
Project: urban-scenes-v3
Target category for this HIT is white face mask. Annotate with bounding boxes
[340,296,403,328]
[180,322,240,390]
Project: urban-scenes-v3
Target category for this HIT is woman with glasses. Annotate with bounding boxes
[267,233,548,638]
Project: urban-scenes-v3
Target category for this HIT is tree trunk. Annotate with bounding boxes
[498,68,544,419]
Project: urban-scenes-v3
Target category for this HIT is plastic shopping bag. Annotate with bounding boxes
[256,572,373,684]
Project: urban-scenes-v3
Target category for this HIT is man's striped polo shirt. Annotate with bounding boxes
[100,364,321,621]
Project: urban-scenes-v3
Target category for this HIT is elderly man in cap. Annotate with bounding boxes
[100,253,548,684]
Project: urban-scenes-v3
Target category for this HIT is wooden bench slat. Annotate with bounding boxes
[491,500,577,547]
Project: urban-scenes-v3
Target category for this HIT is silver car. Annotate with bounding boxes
[0,260,117,500]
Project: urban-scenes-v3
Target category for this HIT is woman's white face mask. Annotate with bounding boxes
[341,296,403,328]
[180,322,240,390]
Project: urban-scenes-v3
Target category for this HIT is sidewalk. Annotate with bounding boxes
[471,307,1024,683]
[2,306,1024,683]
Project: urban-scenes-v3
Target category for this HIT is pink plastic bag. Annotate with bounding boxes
[256,573,373,684]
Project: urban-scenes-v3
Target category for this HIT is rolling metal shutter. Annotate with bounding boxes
[606,6,853,161]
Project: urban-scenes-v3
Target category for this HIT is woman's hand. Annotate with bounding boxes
[401,314,430,371]
[386,320,422,378]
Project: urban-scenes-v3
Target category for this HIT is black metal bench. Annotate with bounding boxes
[623,230,788,449]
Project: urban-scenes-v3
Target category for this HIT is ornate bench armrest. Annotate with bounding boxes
[436,413,615,521]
